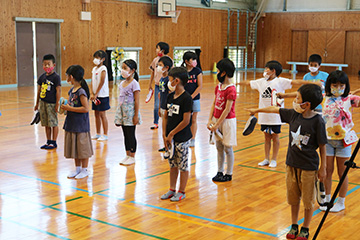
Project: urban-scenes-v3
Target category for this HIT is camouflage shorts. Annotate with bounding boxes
[39,101,58,127]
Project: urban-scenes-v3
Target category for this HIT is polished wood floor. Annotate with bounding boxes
[0,72,360,240]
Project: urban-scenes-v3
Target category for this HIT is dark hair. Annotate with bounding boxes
[123,59,139,81]
[217,58,235,78]
[325,70,350,97]
[308,54,322,65]
[181,51,197,67]
[66,65,90,99]
[93,50,107,65]
[168,67,188,87]
[43,54,56,64]
[159,56,173,71]
[265,60,282,76]
[156,42,170,54]
[297,84,323,110]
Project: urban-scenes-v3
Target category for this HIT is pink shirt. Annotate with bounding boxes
[150,56,162,86]
[213,84,237,119]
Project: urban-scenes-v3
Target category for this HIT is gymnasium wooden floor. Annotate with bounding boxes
[1,72,360,240]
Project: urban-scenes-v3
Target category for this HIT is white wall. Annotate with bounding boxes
[261,0,348,12]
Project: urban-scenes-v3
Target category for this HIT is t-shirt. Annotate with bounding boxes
[150,56,162,86]
[63,88,90,133]
[322,95,360,140]
[91,65,109,98]
[185,67,202,100]
[280,108,327,171]
[166,91,193,143]
[159,76,170,110]
[213,84,237,119]
[37,72,61,103]
[303,71,329,110]
[118,80,141,105]
[250,77,292,125]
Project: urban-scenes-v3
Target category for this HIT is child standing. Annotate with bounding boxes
[61,65,93,179]
[34,54,61,150]
[303,54,329,114]
[238,60,321,168]
[182,51,203,147]
[148,42,170,130]
[115,59,141,166]
[321,70,360,212]
[161,67,192,202]
[158,56,173,152]
[247,84,327,240]
[207,58,237,182]
[90,50,110,141]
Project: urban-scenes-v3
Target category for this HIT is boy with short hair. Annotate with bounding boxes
[149,41,170,130]
[34,54,61,149]
[161,67,192,202]
[246,84,327,240]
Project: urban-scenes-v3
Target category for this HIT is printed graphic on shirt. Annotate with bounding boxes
[159,79,166,92]
[168,103,180,117]
[40,80,54,99]
[187,74,197,84]
[291,126,310,150]
[215,93,225,111]
[261,87,272,99]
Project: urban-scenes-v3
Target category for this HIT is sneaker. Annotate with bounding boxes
[98,135,108,141]
[44,142,57,150]
[296,227,309,240]
[67,171,80,178]
[75,169,89,179]
[218,174,232,182]
[170,192,186,202]
[319,205,328,211]
[212,172,224,181]
[160,190,176,200]
[122,156,135,166]
[119,156,129,165]
[150,124,158,130]
[189,139,195,147]
[91,134,101,140]
[158,147,166,152]
[258,159,269,166]
[40,140,50,149]
[269,160,277,168]
[329,202,345,212]
[286,224,299,239]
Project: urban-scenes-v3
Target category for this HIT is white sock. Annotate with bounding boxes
[337,197,345,205]
[325,194,331,202]
[81,167,87,172]
[76,166,81,173]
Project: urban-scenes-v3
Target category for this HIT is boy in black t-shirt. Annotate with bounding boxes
[247,84,327,240]
[34,54,61,150]
[161,67,193,202]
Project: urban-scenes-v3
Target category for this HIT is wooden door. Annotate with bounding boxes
[307,30,327,61]
[345,31,360,75]
[325,30,345,64]
[291,30,308,72]
[16,22,34,87]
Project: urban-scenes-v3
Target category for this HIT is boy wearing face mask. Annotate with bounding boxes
[246,84,327,240]
[303,54,329,114]
[34,54,61,150]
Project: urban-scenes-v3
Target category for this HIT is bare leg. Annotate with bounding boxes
[45,126,51,140]
[336,157,349,198]
[75,158,81,167]
[291,204,300,225]
[52,126,59,141]
[81,158,89,168]
[178,171,189,192]
[324,156,335,195]
[271,133,280,160]
[99,111,108,136]
[94,110,101,134]
[170,167,179,190]
[264,132,271,160]
[303,208,314,228]
[191,112,198,140]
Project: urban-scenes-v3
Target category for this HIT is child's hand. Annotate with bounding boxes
[133,115,139,125]
[55,103,59,113]
[158,109,161,118]
[61,104,70,111]
[245,108,257,115]
[318,166,326,182]
[90,94,95,101]
[206,121,213,131]
[276,92,285,99]
[164,133,174,150]
[34,104,38,111]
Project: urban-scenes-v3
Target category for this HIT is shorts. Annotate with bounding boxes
[261,124,281,134]
[192,99,201,112]
[168,140,190,172]
[211,116,237,146]
[64,131,93,159]
[39,100,58,127]
[286,165,317,209]
[326,139,352,158]
[92,97,110,111]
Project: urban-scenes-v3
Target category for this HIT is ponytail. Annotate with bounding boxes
[123,59,139,82]
[66,64,90,98]
[80,79,90,99]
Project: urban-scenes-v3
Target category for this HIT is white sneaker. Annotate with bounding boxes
[91,134,101,140]
[75,169,89,179]
[119,156,129,165]
[98,135,108,141]
[329,202,345,212]
[319,205,328,211]
[122,157,135,166]
[258,159,269,166]
[67,171,80,178]
[269,160,277,168]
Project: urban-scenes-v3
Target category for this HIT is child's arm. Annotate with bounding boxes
[61,95,89,113]
[55,85,61,113]
[318,144,327,182]
[133,90,140,125]
[245,106,280,115]
[350,88,360,95]
[291,79,322,87]
[34,85,41,111]
[277,92,297,99]
[148,71,154,91]
[165,111,192,146]
[191,73,203,99]
[210,99,233,131]
[236,80,251,87]
[92,70,106,100]
[207,97,216,130]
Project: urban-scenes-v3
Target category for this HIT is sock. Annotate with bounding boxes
[169,189,176,192]
[291,224,298,229]
[337,197,345,205]
[301,227,309,233]
[325,194,331,202]
[46,140,51,144]
[82,167,87,172]
[76,166,81,173]
[178,191,185,194]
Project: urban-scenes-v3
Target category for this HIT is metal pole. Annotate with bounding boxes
[236,9,240,70]
[347,0,351,10]
[283,0,287,11]
[227,8,230,58]
[245,10,249,70]
[254,22,257,69]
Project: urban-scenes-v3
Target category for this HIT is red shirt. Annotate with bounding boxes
[213,84,237,119]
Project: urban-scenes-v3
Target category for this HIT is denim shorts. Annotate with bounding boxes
[326,139,352,158]
[192,99,201,112]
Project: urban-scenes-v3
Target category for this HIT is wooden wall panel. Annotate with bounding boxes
[345,31,360,76]
[291,30,308,72]
[256,11,360,75]
[0,0,227,86]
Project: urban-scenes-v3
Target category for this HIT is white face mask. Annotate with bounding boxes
[121,69,131,79]
[263,72,270,80]
[293,100,306,113]
[93,58,101,66]
[156,65,165,73]
[167,80,176,92]
[309,66,319,73]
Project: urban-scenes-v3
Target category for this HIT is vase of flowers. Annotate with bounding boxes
[111,47,124,85]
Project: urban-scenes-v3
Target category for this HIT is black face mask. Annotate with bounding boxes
[217,71,226,83]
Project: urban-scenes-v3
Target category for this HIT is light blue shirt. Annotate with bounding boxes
[303,71,329,110]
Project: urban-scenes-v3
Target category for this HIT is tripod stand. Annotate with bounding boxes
[312,140,360,240]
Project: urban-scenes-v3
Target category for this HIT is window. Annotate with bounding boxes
[107,47,142,80]
[173,46,201,67]
[226,46,246,69]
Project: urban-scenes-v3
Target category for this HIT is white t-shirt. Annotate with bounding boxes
[250,77,292,125]
[91,65,109,98]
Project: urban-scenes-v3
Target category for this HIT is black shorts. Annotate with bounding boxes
[92,97,110,111]
[260,124,281,134]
